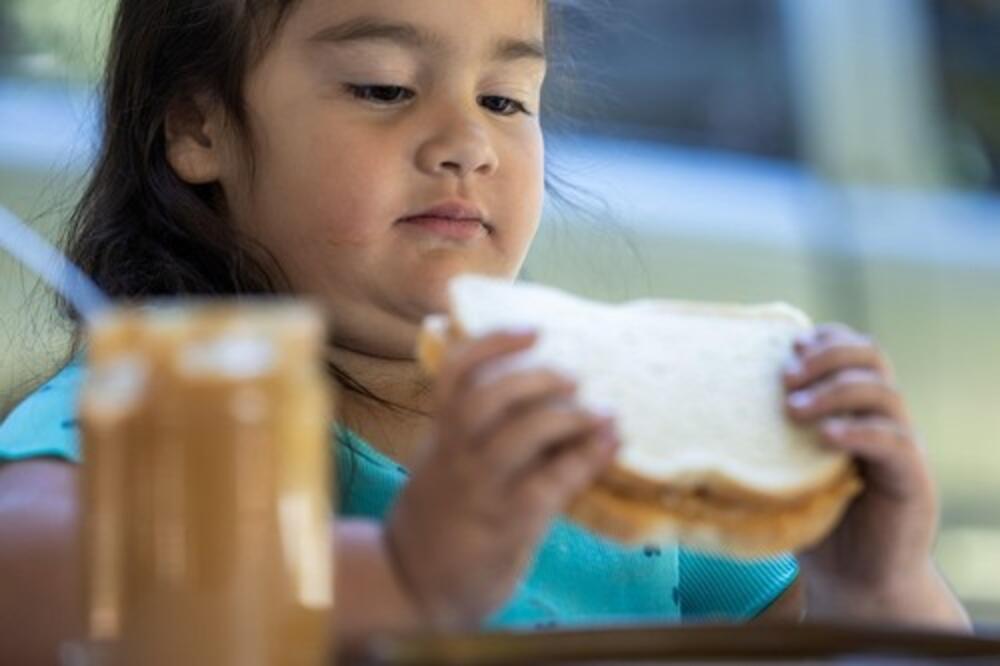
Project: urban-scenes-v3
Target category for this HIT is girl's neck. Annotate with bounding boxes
[328,343,435,468]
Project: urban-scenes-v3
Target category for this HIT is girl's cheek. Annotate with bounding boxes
[306,165,398,246]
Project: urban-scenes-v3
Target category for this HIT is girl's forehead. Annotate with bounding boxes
[283,0,547,55]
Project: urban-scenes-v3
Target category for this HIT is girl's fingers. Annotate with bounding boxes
[456,368,579,442]
[474,401,613,486]
[786,368,908,423]
[785,332,894,390]
[817,415,927,500]
[818,415,910,461]
[434,330,539,415]
[512,425,620,519]
[797,322,868,350]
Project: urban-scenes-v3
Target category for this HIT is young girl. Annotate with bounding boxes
[0,0,971,660]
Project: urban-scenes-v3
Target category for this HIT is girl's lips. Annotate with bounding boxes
[398,216,489,240]
[398,200,493,240]
[402,200,486,222]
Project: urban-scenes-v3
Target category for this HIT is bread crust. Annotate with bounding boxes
[598,458,855,508]
[416,314,450,376]
[567,472,861,558]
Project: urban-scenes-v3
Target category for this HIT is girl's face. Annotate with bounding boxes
[220,0,547,359]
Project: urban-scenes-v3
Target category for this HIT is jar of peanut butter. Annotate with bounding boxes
[78,301,334,666]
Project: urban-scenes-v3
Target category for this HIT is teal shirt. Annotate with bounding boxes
[0,361,797,628]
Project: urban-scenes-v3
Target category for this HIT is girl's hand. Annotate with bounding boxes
[783,324,966,626]
[385,330,619,630]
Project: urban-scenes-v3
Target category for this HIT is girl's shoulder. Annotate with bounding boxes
[0,361,84,463]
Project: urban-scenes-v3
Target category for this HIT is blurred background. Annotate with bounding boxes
[1,0,999,626]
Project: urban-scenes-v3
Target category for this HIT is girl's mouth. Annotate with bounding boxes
[398,217,489,240]
[398,200,493,239]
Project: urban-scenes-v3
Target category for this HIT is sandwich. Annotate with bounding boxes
[417,274,862,558]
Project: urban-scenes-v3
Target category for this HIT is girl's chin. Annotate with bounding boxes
[389,263,516,325]
[407,286,451,320]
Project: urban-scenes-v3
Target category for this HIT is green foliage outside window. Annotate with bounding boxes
[1,0,110,82]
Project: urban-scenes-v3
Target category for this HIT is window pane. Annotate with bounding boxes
[931,0,1000,191]
[546,0,797,160]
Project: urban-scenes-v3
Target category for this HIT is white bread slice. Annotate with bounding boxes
[417,274,862,556]
[437,274,851,500]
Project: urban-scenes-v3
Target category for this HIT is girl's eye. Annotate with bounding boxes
[346,84,415,105]
[479,95,532,117]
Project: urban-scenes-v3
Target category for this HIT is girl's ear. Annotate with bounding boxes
[165,93,227,184]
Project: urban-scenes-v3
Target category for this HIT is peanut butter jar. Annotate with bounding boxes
[79,301,334,666]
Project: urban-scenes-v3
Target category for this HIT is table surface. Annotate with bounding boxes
[62,622,1000,665]
[344,622,1000,666]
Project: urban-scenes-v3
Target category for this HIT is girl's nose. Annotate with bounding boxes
[415,119,499,179]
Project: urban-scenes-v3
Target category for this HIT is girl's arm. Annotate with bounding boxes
[335,520,424,642]
[804,562,972,631]
[0,460,83,666]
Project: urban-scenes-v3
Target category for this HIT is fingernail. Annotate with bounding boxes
[823,419,847,437]
[788,391,812,409]
[590,404,617,420]
[784,360,803,377]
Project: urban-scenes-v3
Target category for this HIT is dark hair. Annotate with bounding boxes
[58,0,580,417]
[61,1,299,305]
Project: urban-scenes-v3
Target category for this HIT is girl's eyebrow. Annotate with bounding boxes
[307,16,546,63]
